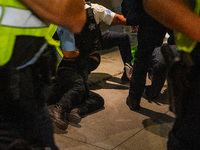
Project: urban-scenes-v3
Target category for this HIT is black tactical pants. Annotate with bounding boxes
[47,56,104,116]
[128,13,167,104]
[167,47,200,150]
[0,36,58,149]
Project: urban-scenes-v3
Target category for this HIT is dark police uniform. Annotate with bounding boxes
[167,0,200,149]
[0,1,58,149]
[125,0,168,110]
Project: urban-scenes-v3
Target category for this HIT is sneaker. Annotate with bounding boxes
[124,63,133,80]
[126,96,141,111]
[66,108,82,125]
[49,104,68,130]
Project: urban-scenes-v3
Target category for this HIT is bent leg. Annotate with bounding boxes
[101,30,132,64]
[77,91,104,116]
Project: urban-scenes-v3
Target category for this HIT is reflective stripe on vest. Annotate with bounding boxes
[175,0,200,53]
[0,5,2,17]
[47,24,63,63]
[47,24,60,46]
[1,7,48,28]
[0,1,59,66]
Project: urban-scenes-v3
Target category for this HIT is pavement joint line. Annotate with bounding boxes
[58,134,109,150]
[111,126,147,150]
[111,110,173,150]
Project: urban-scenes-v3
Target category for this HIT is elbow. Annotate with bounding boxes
[72,16,86,33]
[61,12,86,33]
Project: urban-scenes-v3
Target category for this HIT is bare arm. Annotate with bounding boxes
[143,0,200,42]
[111,14,127,26]
[19,0,86,33]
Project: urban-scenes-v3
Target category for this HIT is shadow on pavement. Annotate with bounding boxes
[135,107,174,138]
[142,88,169,106]
[88,72,130,90]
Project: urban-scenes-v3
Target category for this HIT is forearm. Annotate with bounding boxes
[19,0,86,33]
[111,14,126,26]
[143,0,200,42]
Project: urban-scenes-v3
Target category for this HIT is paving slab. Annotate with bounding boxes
[54,50,175,150]
[113,112,175,150]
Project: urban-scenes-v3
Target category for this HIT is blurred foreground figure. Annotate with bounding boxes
[143,0,200,149]
[0,0,85,149]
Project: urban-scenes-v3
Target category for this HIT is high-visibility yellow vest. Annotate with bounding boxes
[175,0,200,53]
[47,24,64,59]
[0,0,59,66]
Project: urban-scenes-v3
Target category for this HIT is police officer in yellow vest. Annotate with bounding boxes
[0,0,86,149]
[143,0,200,149]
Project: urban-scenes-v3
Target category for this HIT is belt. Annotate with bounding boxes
[0,6,49,28]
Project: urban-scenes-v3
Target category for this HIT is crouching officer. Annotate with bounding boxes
[0,1,59,149]
[0,0,85,149]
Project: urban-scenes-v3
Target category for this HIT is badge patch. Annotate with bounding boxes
[95,5,105,12]
[88,23,96,31]
[105,9,112,16]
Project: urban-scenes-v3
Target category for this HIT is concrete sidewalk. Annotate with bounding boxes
[53,49,175,150]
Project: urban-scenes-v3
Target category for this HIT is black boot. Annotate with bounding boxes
[126,96,141,111]
[66,108,82,125]
[49,104,68,130]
